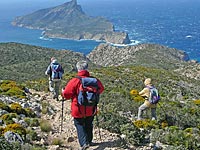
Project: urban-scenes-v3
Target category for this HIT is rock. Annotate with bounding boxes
[4,131,23,144]
[67,137,75,142]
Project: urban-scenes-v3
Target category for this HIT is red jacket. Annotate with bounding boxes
[62,70,104,118]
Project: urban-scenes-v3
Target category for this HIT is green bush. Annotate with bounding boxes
[0,113,19,125]
[40,120,52,132]
[26,129,39,141]
[120,124,146,146]
[25,108,36,117]
[0,102,11,112]
[51,138,63,146]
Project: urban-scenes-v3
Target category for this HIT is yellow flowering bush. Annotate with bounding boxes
[130,89,145,102]
[4,123,26,137]
[0,80,26,98]
[193,99,200,105]
[130,89,139,96]
[10,103,26,114]
[133,119,158,129]
[161,121,168,128]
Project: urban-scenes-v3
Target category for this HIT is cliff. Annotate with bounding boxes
[12,0,130,44]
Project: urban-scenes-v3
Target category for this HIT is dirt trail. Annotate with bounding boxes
[34,91,126,150]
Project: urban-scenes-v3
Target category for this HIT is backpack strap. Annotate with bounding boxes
[76,76,98,117]
[76,76,85,116]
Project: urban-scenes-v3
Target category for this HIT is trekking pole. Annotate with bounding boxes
[60,96,65,133]
[95,114,102,141]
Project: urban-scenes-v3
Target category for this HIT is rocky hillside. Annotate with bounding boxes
[12,0,130,44]
[87,43,200,80]
[87,43,189,68]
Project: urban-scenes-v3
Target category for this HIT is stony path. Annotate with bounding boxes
[34,91,127,150]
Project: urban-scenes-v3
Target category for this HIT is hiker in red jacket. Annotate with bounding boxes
[62,60,104,150]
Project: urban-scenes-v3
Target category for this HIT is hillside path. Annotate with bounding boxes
[34,91,127,150]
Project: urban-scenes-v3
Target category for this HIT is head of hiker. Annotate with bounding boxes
[76,60,88,72]
[51,57,57,63]
[144,78,152,86]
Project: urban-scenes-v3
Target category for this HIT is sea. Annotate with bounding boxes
[0,0,200,61]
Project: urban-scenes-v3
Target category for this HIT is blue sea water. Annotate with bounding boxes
[0,0,200,61]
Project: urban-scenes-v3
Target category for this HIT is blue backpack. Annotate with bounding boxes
[77,76,99,106]
[147,86,160,104]
[51,63,63,80]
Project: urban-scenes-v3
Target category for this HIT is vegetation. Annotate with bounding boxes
[40,120,52,133]
[0,42,96,82]
[0,42,200,149]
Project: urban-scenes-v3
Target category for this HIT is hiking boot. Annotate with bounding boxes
[79,144,89,150]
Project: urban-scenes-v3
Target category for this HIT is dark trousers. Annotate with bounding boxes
[74,116,94,147]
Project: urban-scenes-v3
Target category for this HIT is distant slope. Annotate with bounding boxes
[87,43,200,80]
[0,42,96,81]
[87,43,189,69]
[12,0,130,44]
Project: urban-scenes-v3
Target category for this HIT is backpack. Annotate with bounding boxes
[51,63,63,81]
[77,76,99,106]
[147,86,160,104]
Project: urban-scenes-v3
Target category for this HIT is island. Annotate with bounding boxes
[12,0,130,44]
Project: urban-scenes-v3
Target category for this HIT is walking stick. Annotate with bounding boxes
[95,114,102,141]
[60,96,64,133]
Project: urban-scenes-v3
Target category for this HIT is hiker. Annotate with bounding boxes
[137,78,157,120]
[45,57,64,101]
[62,60,104,150]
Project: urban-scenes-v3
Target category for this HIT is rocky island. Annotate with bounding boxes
[12,0,130,44]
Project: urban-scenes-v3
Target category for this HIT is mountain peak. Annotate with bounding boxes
[63,0,78,7]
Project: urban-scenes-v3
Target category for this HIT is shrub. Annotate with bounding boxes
[0,113,18,125]
[24,108,36,117]
[193,99,200,105]
[40,120,52,132]
[0,102,11,112]
[98,112,131,134]
[130,89,145,103]
[30,118,40,127]
[24,118,40,128]
[10,103,26,114]
[150,127,200,149]
[133,119,159,129]
[51,138,63,146]
[4,123,26,137]
[120,123,146,146]
[26,129,39,141]
[0,127,4,136]
[0,137,14,150]
[0,80,26,98]
[41,102,49,114]
[24,118,31,126]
